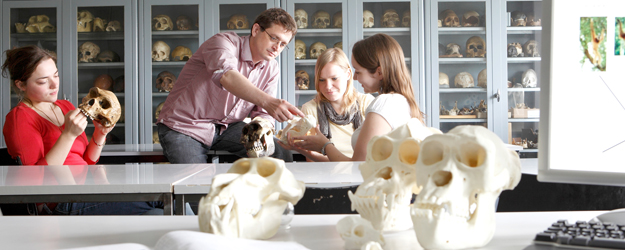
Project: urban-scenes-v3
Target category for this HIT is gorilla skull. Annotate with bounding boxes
[240,117,276,158]
[79,87,122,128]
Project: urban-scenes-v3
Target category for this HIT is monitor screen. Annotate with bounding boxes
[539,0,625,186]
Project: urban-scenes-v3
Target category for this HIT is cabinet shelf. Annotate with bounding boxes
[439,58,486,64]
[295,90,316,95]
[507,87,540,92]
[507,57,541,63]
[78,62,124,69]
[519,148,538,153]
[10,32,56,41]
[438,27,486,35]
[152,30,199,39]
[78,32,124,41]
[439,88,486,93]
[152,92,169,97]
[508,118,539,123]
[507,26,542,34]
[152,61,188,67]
[79,93,126,98]
[440,118,486,123]
[296,28,342,37]
[363,27,410,36]
[295,59,317,66]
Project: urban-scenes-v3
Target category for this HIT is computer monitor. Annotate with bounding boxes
[538,0,625,186]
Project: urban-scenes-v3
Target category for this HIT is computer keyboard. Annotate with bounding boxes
[534,219,625,249]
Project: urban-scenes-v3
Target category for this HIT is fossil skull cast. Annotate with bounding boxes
[26,15,56,33]
[15,23,27,33]
[93,74,113,91]
[411,125,521,249]
[333,11,342,28]
[312,10,331,29]
[334,41,343,50]
[93,18,107,32]
[523,40,540,57]
[227,14,249,30]
[363,10,374,28]
[336,216,385,250]
[198,157,305,239]
[466,36,486,58]
[155,102,165,121]
[296,70,310,90]
[477,69,487,88]
[153,14,173,31]
[442,43,462,58]
[439,72,449,88]
[439,9,460,27]
[527,13,541,26]
[454,72,475,88]
[294,40,307,59]
[381,9,400,28]
[240,117,276,158]
[156,71,176,92]
[276,115,316,144]
[77,10,94,32]
[96,50,120,62]
[171,46,192,61]
[78,42,100,63]
[309,42,327,59]
[152,41,170,62]
[462,11,480,27]
[522,69,537,88]
[507,42,524,57]
[510,11,526,27]
[79,87,122,128]
[176,15,193,30]
[106,20,122,32]
[294,9,308,29]
[348,119,435,232]
[402,10,411,27]
[153,131,160,144]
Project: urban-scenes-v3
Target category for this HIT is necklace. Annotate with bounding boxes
[27,101,63,130]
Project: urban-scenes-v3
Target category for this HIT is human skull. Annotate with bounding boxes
[78,87,122,128]
[333,11,342,28]
[454,72,474,88]
[312,10,331,29]
[507,42,524,57]
[106,20,122,32]
[336,216,385,250]
[462,11,480,27]
[294,40,306,59]
[527,13,541,26]
[334,41,342,50]
[198,157,305,239]
[477,69,487,88]
[153,131,160,144]
[277,115,316,144]
[78,42,100,63]
[522,69,537,88]
[466,36,486,58]
[439,9,460,27]
[227,14,249,30]
[443,43,462,58]
[152,41,170,62]
[113,75,125,93]
[294,9,308,29]
[510,11,526,27]
[171,46,192,61]
[176,15,193,30]
[363,10,374,28]
[153,14,173,31]
[93,18,107,32]
[309,42,327,59]
[26,15,56,33]
[402,10,410,27]
[381,9,400,28]
[240,117,276,158]
[155,102,165,121]
[77,10,94,32]
[523,40,540,57]
[93,74,113,91]
[156,71,176,92]
[96,50,120,62]
[296,70,310,90]
[349,119,435,232]
[439,72,449,88]
[411,126,521,249]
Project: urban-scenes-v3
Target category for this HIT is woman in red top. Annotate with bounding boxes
[2,45,162,215]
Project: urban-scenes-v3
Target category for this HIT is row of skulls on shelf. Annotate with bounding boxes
[14,15,56,33]
[440,69,487,88]
[510,10,541,27]
[77,10,122,33]
[78,42,121,63]
[438,9,481,27]
[152,41,193,62]
[294,9,410,29]
[440,100,487,117]
[507,40,540,57]
[153,14,196,31]
[439,36,486,58]
[295,40,342,60]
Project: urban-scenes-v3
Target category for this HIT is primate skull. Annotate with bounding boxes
[153,131,160,144]
[79,87,122,128]
[155,102,165,121]
[26,15,56,33]
[507,42,524,57]
[295,70,310,90]
[527,13,541,26]
[411,126,521,249]
[153,15,173,31]
[309,42,327,59]
[462,11,480,27]
[171,46,192,61]
[156,71,176,92]
[511,11,526,26]
[402,10,410,27]
[381,9,400,28]
[336,216,385,250]
[440,9,460,27]
[93,18,107,32]
[312,10,331,29]
[444,43,462,57]
[105,20,122,32]
[294,40,306,59]
[176,15,193,30]
[277,115,316,144]
[522,69,537,88]
[334,41,343,50]
[78,42,100,63]
[363,10,374,28]
[227,14,249,30]
[454,72,475,88]
[198,157,305,239]
[349,119,435,232]
[240,117,276,158]
[96,50,120,62]
[15,23,27,33]
[77,11,94,32]
[477,69,487,88]
[466,36,486,58]
[333,11,342,28]
[113,75,125,93]
[294,9,308,29]
[93,74,113,91]
[152,41,170,62]
[523,40,539,57]
[439,72,449,88]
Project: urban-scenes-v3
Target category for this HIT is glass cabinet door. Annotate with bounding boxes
[505,0,541,157]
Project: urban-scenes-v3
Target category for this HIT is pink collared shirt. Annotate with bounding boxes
[157,32,278,147]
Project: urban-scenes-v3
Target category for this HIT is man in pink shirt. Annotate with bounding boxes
[157,8,304,163]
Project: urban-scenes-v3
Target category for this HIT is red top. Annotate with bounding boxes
[3,100,96,185]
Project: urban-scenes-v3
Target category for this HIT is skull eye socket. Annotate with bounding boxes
[101,99,111,109]
[457,142,486,167]
[88,99,95,106]
[477,45,483,50]
[256,159,277,177]
[302,18,307,23]
[420,140,445,165]
[399,139,420,164]
[242,126,249,135]
[353,225,365,237]
[371,137,393,161]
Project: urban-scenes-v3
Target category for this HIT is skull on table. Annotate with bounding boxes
[171,46,192,61]
[312,10,331,29]
[77,10,94,32]
[507,42,524,57]
[296,70,310,90]
[79,87,122,128]
[466,36,486,58]
[152,41,170,62]
[78,42,100,63]
[156,71,176,92]
[227,14,249,30]
[240,117,276,158]
[96,50,120,62]
[462,10,480,27]
[333,11,342,28]
[523,40,539,57]
[309,42,327,59]
[294,9,308,29]
[153,14,173,31]
[336,216,385,250]
[439,9,460,27]
[26,15,56,33]
[381,9,400,28]
[294,40,306,59]
[454,72,475,88]
[176,15,193,30]
[363,10,374,28]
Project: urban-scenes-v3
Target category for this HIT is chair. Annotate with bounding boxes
[0,148,29,215]
[0,148,21,166]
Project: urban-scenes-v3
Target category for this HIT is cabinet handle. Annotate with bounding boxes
[494,89,501,102]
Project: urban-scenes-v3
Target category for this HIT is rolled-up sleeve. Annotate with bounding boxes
[206,36,240,89]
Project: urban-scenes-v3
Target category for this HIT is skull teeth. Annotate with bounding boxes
[79,108,95,121]
[415,201,473,221]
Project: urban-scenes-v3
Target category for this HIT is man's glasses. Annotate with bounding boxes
[261,28,289,50]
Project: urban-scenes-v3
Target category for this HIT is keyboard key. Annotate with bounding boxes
[556,234,572,244]
[535,232,557,242]
[570,236,591,246]
[589,237,625,248]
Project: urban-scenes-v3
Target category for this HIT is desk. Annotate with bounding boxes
[0,211,606,249]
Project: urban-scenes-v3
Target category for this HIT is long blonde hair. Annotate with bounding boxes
[352,33,424,123]
[313,48,358,113]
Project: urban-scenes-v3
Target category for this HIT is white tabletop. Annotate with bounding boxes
[0,211,606,250]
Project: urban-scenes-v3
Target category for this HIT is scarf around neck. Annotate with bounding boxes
[317,100,362,139]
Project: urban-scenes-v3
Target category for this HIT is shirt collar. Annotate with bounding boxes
[241,35,266,70]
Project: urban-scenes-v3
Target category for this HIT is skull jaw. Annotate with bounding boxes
[78,106,116,128]
[247,141,275,158]
[348,189,414,232]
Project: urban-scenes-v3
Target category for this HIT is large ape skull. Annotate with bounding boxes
[507,42,524,57]
[363,10,374,28]
[277,115,316,144]
[510,11,526,27]
[153,15,173,31]
[296,70,310,90]
[333,11,342,28]
[439,72,449,88]
[466,36,486,58]
[462,11,480,27]
[439,9,460,27]
[79,87,122,128]
[176,15,193,30]
[294,9,308,29]
[523,40,540,57]
[152,41,170,62]
[309,42,327,59]
[156,71,176,92]
[454,72,475,88]
[295,40,306,59]
[171,46,192,61]
[312,10,331,29]
[198,157,305,239]
[402,10,410,27]
[227,14,249,30]
[411,126,521,249]
[349,119,435,232]
[381,9,400,28]
[240,117,275,158]
[77,11,94,32]
[477,68,487,88]
[522,69,537,88]
[26,15,56,33]
[106,20,122,32]
[336,216,385,250]
[96,50,120,62]
[78,42,100,63]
